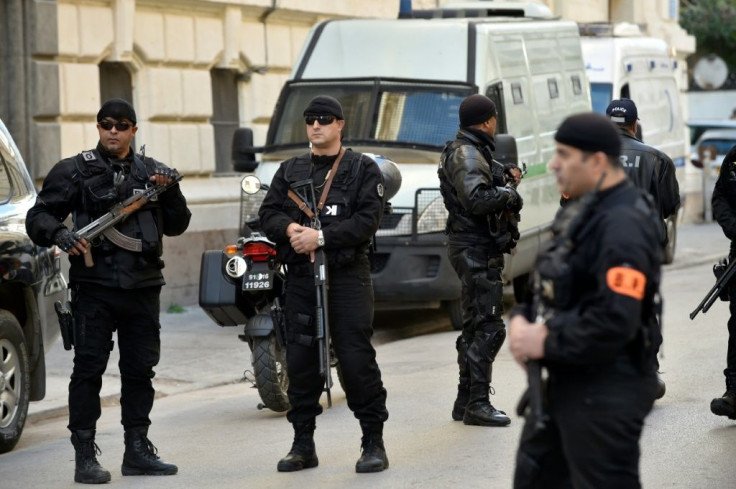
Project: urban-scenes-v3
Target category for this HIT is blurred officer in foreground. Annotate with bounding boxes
[509,112,661,488]
[710,144,736,419]
[26,98,190,483]
[438,94,523,427]
[259,96,389,473]
[606,98,679,399]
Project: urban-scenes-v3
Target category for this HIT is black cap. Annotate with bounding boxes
[555,112,621,157]
[303,96,344,120]
[97,98,137,125]
[606,98,638,124]
[459,94,497,127]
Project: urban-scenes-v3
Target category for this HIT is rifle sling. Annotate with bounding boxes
[287,147,345,220]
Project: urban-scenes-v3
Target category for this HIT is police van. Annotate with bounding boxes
[580,23,688,262]
[236,3,590,327]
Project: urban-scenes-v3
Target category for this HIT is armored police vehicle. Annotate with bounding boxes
[236,3,591,328]
[580,23,688,262]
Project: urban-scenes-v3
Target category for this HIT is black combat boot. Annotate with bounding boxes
[277,421,318,472]
[355,421,388,473]
[452,336,470,421]
[71,429,112,484]
[711,378,736,419]
[121,427,178,476]
[452,381,470,421]
[464,363,510,427]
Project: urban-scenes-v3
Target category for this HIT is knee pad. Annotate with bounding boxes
[456,335,470,366]
[468,329,507,364]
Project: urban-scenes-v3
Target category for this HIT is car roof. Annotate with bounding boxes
[688,119,736,129]
[697,129,736,142]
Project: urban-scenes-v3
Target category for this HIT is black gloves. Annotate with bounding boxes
[53,228,81,253]
[504,186,523,212]
[153,163,180,181]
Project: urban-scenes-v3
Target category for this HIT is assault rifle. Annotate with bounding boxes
[289,178,334,407]
[76,174,183,267]
[690,257,736,320]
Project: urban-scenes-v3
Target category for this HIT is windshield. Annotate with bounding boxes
[268,79,474,149]
[700,138,736,155]
[590,83,613,114]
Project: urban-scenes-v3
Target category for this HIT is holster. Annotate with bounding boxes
[714,258,731,302]
[54,300,81,351]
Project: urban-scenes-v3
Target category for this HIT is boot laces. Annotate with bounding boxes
[78,440,103,468]
[360,433,383,455]
[137,436,160,461]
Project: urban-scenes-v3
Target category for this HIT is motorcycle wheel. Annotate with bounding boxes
[252,334,290,412]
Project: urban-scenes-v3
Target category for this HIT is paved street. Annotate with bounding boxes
[4,222,736,488]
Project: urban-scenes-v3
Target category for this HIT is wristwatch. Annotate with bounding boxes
[317,230,325,247]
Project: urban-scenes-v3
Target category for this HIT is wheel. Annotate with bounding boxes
[252,334,290,412]
[513,273,531,304]
[444,299,464,331]
[663,217,676,264]
[0,310,30,454]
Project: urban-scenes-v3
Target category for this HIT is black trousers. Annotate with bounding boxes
[68,283,162,432]
[283,257,388,425]
[725,280,736,383]
[514,364,657,489]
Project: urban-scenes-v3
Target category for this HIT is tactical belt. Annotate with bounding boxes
[102,227,143,252]
[287,147,345,218]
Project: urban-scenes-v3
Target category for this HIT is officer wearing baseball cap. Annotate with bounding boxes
[509,112,662,488]
[606,98,679,400]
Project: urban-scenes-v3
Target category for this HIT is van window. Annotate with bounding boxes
[590,83,613,114]
[486,82,507,134]
[270,81,472,148]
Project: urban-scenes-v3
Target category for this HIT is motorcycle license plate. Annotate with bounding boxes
[242,270,274,291]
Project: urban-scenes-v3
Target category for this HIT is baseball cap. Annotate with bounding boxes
[606,99,639,124]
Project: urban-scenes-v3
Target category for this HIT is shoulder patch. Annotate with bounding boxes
[377,183,384,198]
[81,150,97,162]
[606,266,646,300]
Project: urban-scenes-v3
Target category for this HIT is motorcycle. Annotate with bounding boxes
[199,155,401,413]
[199,175,290,412]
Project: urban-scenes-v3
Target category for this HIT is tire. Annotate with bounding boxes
[664,217,676,265]
[444,299,464,331]
[252,334,290,412]
[0,310,30,454]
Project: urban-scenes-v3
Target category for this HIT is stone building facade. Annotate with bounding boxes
[0,0,694,307]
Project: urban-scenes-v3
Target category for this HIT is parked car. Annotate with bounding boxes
[0,117,67,453]
[688,119,736,156]
[690,129,736,171]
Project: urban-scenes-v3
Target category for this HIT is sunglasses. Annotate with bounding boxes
[305,115,336,126]
[99,120,133,131]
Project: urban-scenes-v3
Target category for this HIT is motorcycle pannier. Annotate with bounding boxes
[199,250,255,326]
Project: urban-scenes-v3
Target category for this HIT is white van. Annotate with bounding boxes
[239,6,591,326]
[580,25,688,261]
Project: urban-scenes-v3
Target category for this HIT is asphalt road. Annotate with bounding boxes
[4,222,736,488]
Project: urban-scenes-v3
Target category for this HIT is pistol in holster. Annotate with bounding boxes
[55,300,82,350]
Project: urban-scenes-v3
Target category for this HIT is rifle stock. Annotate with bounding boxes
[690,257,736,320]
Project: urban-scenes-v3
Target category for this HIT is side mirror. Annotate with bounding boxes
[232,128,259,172]
[241,175,266,194]
[494,134,518,166]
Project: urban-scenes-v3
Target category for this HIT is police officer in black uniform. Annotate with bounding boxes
[710,144,736,419]
[509,113,661,489]
[26,99,190,484]
[606,98,680,246]
[259,96,389,473]
[438,94,522,427]
[606,98,679,399]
